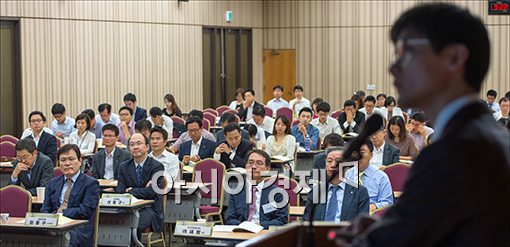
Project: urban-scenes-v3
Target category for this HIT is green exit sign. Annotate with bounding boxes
[225,10,233,23]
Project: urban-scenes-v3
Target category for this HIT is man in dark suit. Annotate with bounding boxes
[214,123,254,168]
[179,117,216,165]
[91,124,131,180]
[369,128,400,167]
[116,133,165,235]
[350,4,510,246]
[124,93,147,122]
[215,112,250,143]
[338,100,366,134]
[237,89,264,121]
[225,150,288,229]
[9,139,53,195]
[25,111,57,164]
[313,133,344,169]
[41,144,100,247]
[304,147,369,222]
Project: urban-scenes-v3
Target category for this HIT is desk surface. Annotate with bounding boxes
[193,230,269,241]
[32,196,154,208]
[97,179,118,187]
[289,206,305,216]
[0,161,13,168]
[0,217,88,231]
[297,150,322,155]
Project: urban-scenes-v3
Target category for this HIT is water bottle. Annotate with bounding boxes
[304,135,311,152]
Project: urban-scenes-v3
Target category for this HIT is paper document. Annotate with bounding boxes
[213,221,263,233]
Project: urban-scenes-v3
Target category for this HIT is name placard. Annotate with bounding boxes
[174,220,214,237]
[24,213,59,227]
[101,193,132,206]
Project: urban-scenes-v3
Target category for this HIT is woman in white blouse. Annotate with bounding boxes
[69,113,96,155]
[265,115,296,172]
[380,96,404,120]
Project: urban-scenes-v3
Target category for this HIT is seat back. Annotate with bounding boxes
[0,185,32,217]
[203,108,219,117]
[203,112,217,127]
[170,116,185,125]
[93,203,100,247]
[192,159,226,203]
[54,167,63,177]
[292,119,300,126]
[372,206,391,219]
[0,135,19,145]
[0,141,16,161]
[276,107,293,121]
[272,175,299,206]
[382,163,410,192]
[264,107,274,118]
[202,118,211,131]
[331,110,342,119]
[216,106,230,115]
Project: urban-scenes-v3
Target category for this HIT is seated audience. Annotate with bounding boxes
[266,85,289,114]
[25,111,57,164]
[385,116,418,160]
[135,119,152,139]
[486,89,500,113]
[81,109,97,136]
[228,88,245,111]
[407,112,434,151]
[149,126,180,182]
[215,112,250,142]
[291,107,320,149]
[41,144,100,246]
[94,103,121,138]
[117,133,165,236]
[311,102,342,145]
[9,139,53,195]
[311,97,324,118]
[117,106,136,145]
[376,93,387,108]
[69,113,96,155]
[494,97,509,127]
[178,117,216,166]
[244,123,266,149]
[351,94,364,111]
[338,100,366,134]
[124,93,147,122]
[169,110,216,152]
[359,95,383,120]
[289,85,311,119]
[380,96,404,120]
[147,107,173,136]
[238,89,264,121]
[369,125,400,167]
[214,123,254,168]
[345,141,394,211]
[91,124,131,180]
[247,106,275,134]
[265,115,297,171]
[162,93,182,117]
[304,147,369,222]
[312,133,344,169]
[225,150,288,229]
[20,126,53,139]
[50,103,75,138]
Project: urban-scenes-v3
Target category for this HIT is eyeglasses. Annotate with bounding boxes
[16,154,32,162]
[393,38,430,67]
[188,128,201,133]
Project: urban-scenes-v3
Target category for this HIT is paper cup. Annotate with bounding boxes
[0,213,9,223]
[36,187,45,202]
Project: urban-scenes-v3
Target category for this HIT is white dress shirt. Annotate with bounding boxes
[249,181,265,224]
[289,97,311,118]
[149,150,180,182]
[370,142,385,168]
[247,116,275,134]
[311,116,343,143]
[104,148,115,180]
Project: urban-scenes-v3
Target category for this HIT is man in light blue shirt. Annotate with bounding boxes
[291,107,320,149]
[94,103,121,138]
[346,141,393,211]
[50,103,75,139]
[266,85,290,115]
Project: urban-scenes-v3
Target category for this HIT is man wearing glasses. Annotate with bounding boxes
[25,111,58,164]
[9,138,54,195]
[179,116,216,166]
[116,133,165,237]
[349,3,510,246]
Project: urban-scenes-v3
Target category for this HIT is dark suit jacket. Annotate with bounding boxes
[312,152,326,170]
[358,101,510,246]
[91,148,131,179]
[116,156,165,232]
[381,142,400,166]
[27,131,57,164]
[338,111,366,134]
[237,101,264,121]
[216,139,253,168]
[215,129,251,143]
[178,138,216,161]
[225,183,288,229]
[41,173,100,247]
[9,153,54,195]
[134,107,148,122]
[303,183,369,222]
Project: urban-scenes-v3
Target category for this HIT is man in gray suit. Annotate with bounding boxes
[369,128,400,167]
[91,124,130,180]
[304,147,369,222]
[9,139,54,195]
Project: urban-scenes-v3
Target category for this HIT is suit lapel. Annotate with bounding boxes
[383,144,390,165]
[340,185,355,220]
[68,173,84,205]
[38,132,47,150]
[113,149,121,178]
[54,177,66,208]
[98,150,106,178]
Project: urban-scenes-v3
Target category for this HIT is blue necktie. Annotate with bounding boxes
[325,186,340,221]
[135,165,142,186]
